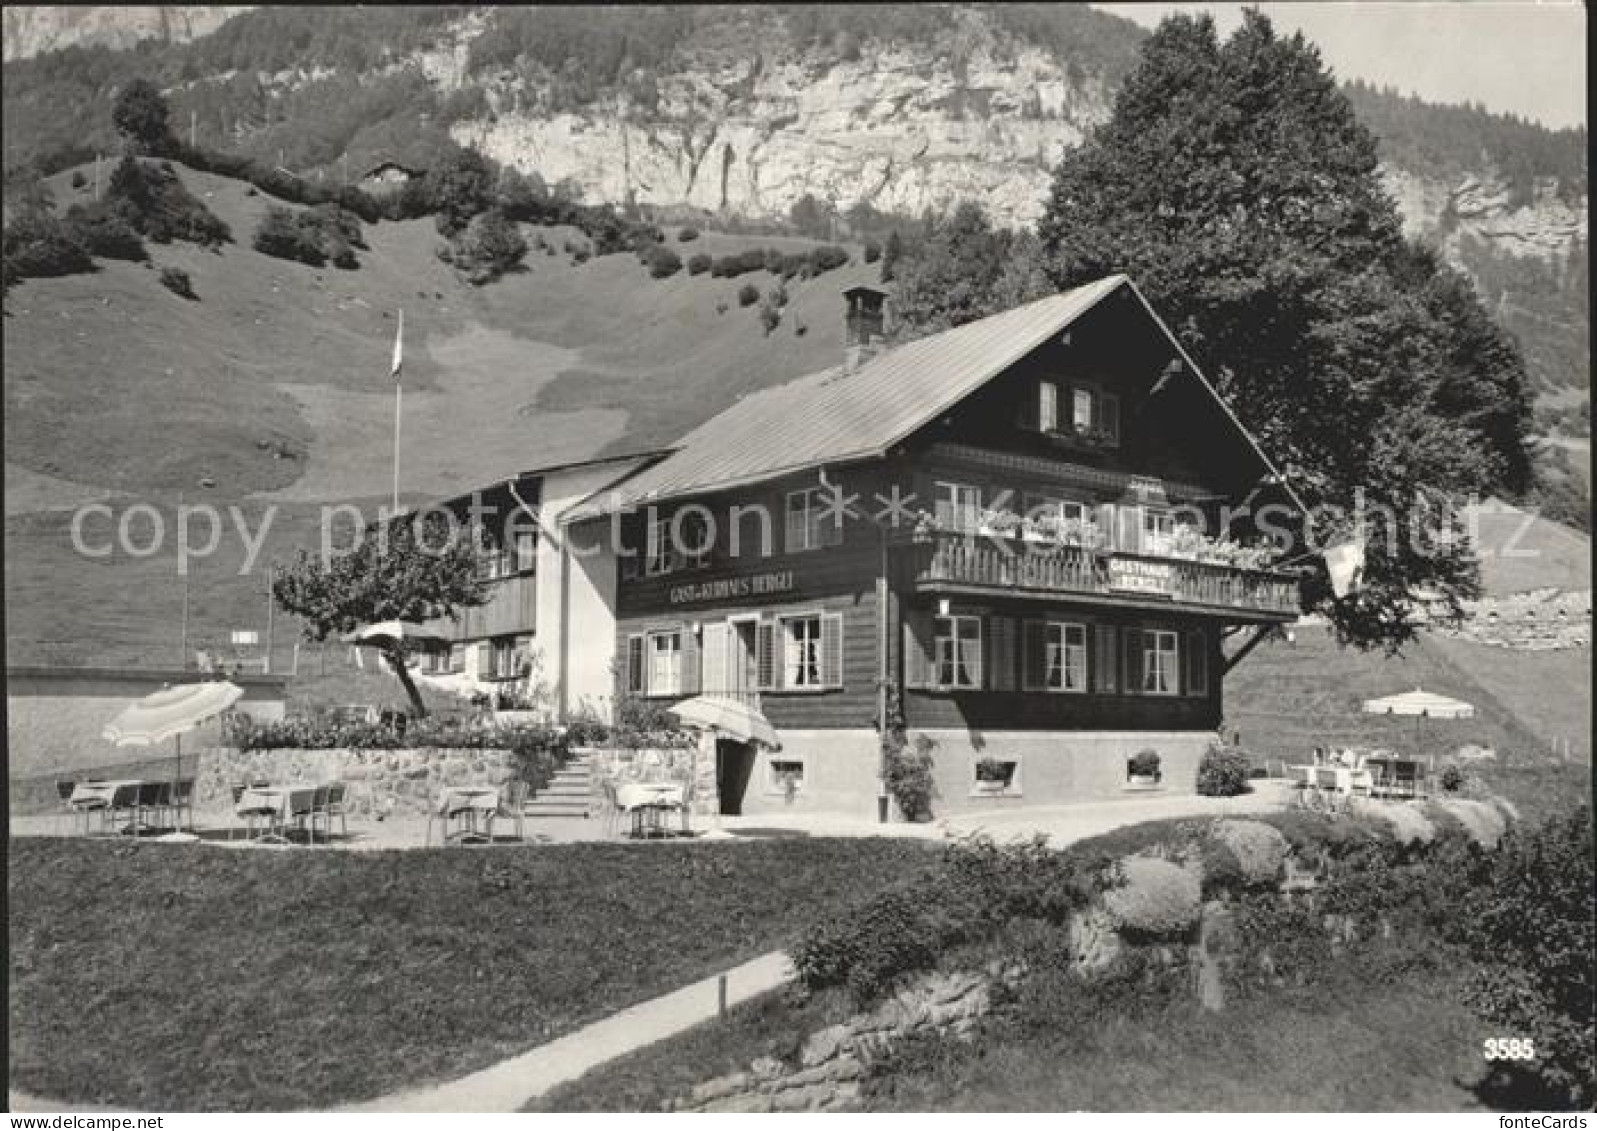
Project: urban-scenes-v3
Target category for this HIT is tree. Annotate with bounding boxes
[424,145,495,234]
[272,513,487,717]
[1035,11,1535,650]
[889,203,1017,338]
[112,79,173,154]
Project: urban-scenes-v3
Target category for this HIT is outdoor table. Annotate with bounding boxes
[237,784,319,845]
[68,780,142,836]
[617,782,686,838]
[436,785,500,844]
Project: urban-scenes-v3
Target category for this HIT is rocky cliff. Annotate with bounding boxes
[1,6,250,62]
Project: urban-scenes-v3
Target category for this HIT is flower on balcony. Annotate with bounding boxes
[978,507,1024,536]
[1026,511,1101,548]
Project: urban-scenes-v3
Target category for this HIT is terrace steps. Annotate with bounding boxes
[522,754,594,819]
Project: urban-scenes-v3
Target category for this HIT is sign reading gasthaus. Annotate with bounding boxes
[669,570,795,605]
[1108,556,1174,597]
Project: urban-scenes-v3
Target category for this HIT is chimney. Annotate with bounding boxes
[843,285,888,373]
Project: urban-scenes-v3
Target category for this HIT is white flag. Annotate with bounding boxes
[1324,534,1366,598]
[390,309,404,382]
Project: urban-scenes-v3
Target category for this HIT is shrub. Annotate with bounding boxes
[252,204,361,268]
[2,213,93,279]
[1101,855,1202,938]
[864,238,882,263]
[687,252,712,275]
[62,204,147,262]
[1439,763,1467,792]
[1431,798,1508,849]
[758,294,781,335]
[677,226,699,242]
[1196,744,1250,796]
[442,208,528,284]
[1127,749,1162,779]
[884,733,937,823]
[809,244,849,273]
[737,282,760,307]
[647,245,682,279]
[70,170,87,190]
[158,266,196,299]
[105,157,230,249]
[1209,819,1289,887]
[1462,806,1594,1109]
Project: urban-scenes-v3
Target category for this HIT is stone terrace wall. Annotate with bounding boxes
[193,746,520,818]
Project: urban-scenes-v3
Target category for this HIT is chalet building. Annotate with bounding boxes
[416,451,664,716]
[554,276,1305,817]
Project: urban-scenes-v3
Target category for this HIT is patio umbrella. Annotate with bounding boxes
[669,695,781,749]
[102,679,244,839]
[1361,686,1474,760]
[339,620,450,650]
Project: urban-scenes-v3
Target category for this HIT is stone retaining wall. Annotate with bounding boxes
[192,746,521,818]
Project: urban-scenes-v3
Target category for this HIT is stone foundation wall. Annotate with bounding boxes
[585,741,718,817]
[192,746,521,818]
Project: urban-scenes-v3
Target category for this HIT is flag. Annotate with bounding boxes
[1324,533,1366,598]
[390,309,404,382]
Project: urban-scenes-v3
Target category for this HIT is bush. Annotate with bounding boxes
[884,733,937,822]
[105,157,231,249]
[441,208,527,284]
[647,245,682,279]
[2,213,93,279]
[809,244,849,273]
[1462,806,1594,1109]
[1196,744,1250,796]
[864,238,882,263]
[61,203,147,262]
[758,296,781,335]
[677,226,699,242]
[687,252,712,276]
[1101,855,1202,937]
[736,282,760,307]
[1439,763,1467,792]
[158,266,196,300]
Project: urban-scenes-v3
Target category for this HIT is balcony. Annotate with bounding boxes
[448,573,538,640]
[907,531,1299,619]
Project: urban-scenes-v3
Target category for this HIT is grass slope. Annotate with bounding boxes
[7,836,939,1110]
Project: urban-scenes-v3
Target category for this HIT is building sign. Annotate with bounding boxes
[668,570,796,606]
[1108,556,1174,597]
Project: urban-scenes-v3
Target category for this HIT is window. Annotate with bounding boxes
[679,510,713,568]
[1072,386,1095,432]
[973,757,1021,795]
[934,481,982,531]
[1046,622,1088,692]
[449,643,465,674]
[513,528,537,573]
[1142,630,1180,695]
[1186,628,1208,697]
[1142,509,1176,556]
[783,615,823,688]
[489,636,520,680]
[647,630,683,696]
[785,489,843,553]
[934,615,983,689]
[1068,384,1120,445]
[766,758,806,796]
[1038,381,1058,431]
[644,515,676,576]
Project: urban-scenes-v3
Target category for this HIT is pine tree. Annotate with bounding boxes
[1037,11,1534,649]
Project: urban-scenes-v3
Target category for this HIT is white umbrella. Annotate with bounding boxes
[1362,686,1474,762]
[102,680,244,839]
[669,695,781,749]
[339,620,449,650]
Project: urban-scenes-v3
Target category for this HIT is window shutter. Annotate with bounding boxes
[756,620,778,690]
[681,626,701,696]
[1017,382,1038,430]
[1122,627,1142,695]
[1093,625,1117,693]
[1186,628,1208,697]
[1100,392,1120,443]
[989,615,1017,691]
[821,612,844,689]
[902,609,934,690]
[477,644,496,680]
[701,622,728,696]
[626,635,644,694]
[1022,620,1046,691]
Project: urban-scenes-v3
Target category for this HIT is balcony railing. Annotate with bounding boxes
[908,531,1299,617]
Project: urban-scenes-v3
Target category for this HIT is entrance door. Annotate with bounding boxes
[716,738,755,816]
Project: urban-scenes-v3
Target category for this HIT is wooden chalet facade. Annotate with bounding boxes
[561,276,1304,817]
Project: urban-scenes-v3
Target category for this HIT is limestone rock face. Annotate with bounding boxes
[2,6,249,61]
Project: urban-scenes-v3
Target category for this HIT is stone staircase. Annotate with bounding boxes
[521,753,594,820]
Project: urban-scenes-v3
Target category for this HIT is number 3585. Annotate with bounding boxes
[1483,1038,1536,1060]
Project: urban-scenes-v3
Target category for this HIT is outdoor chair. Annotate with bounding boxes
[55,780,77,834]
[313,782,350,841]
[298,786,331,845]
[598,778,623,839]
[1390,760,1420,800]
[487,780,529,842]
[235,787,279,842]
[127,781,168,836]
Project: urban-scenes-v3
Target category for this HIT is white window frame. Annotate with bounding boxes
[490,636,519,680]
[765,757,807,797]
[644,515,677,577]
[1142,508,1175,557]
[1043,621,1088,693]
[1142,629,1180,696]
[934,481,982,532]
[1072,385,1095,432]
[933,614,982,690]
[785,488,842,553]
[781,613,824,689]
[646,629,683,696]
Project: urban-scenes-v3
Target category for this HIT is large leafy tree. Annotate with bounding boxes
[1035,11,1534,649]
[272,513,487,716]
[112,78,174,154]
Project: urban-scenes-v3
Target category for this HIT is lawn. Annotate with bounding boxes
[7,836,938,1110]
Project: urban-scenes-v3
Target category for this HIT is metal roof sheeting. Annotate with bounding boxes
[565,274,1290,521]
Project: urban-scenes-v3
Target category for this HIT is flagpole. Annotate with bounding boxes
[392,309,403,514]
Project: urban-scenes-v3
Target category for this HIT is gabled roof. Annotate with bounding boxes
[564,274,1298,521]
